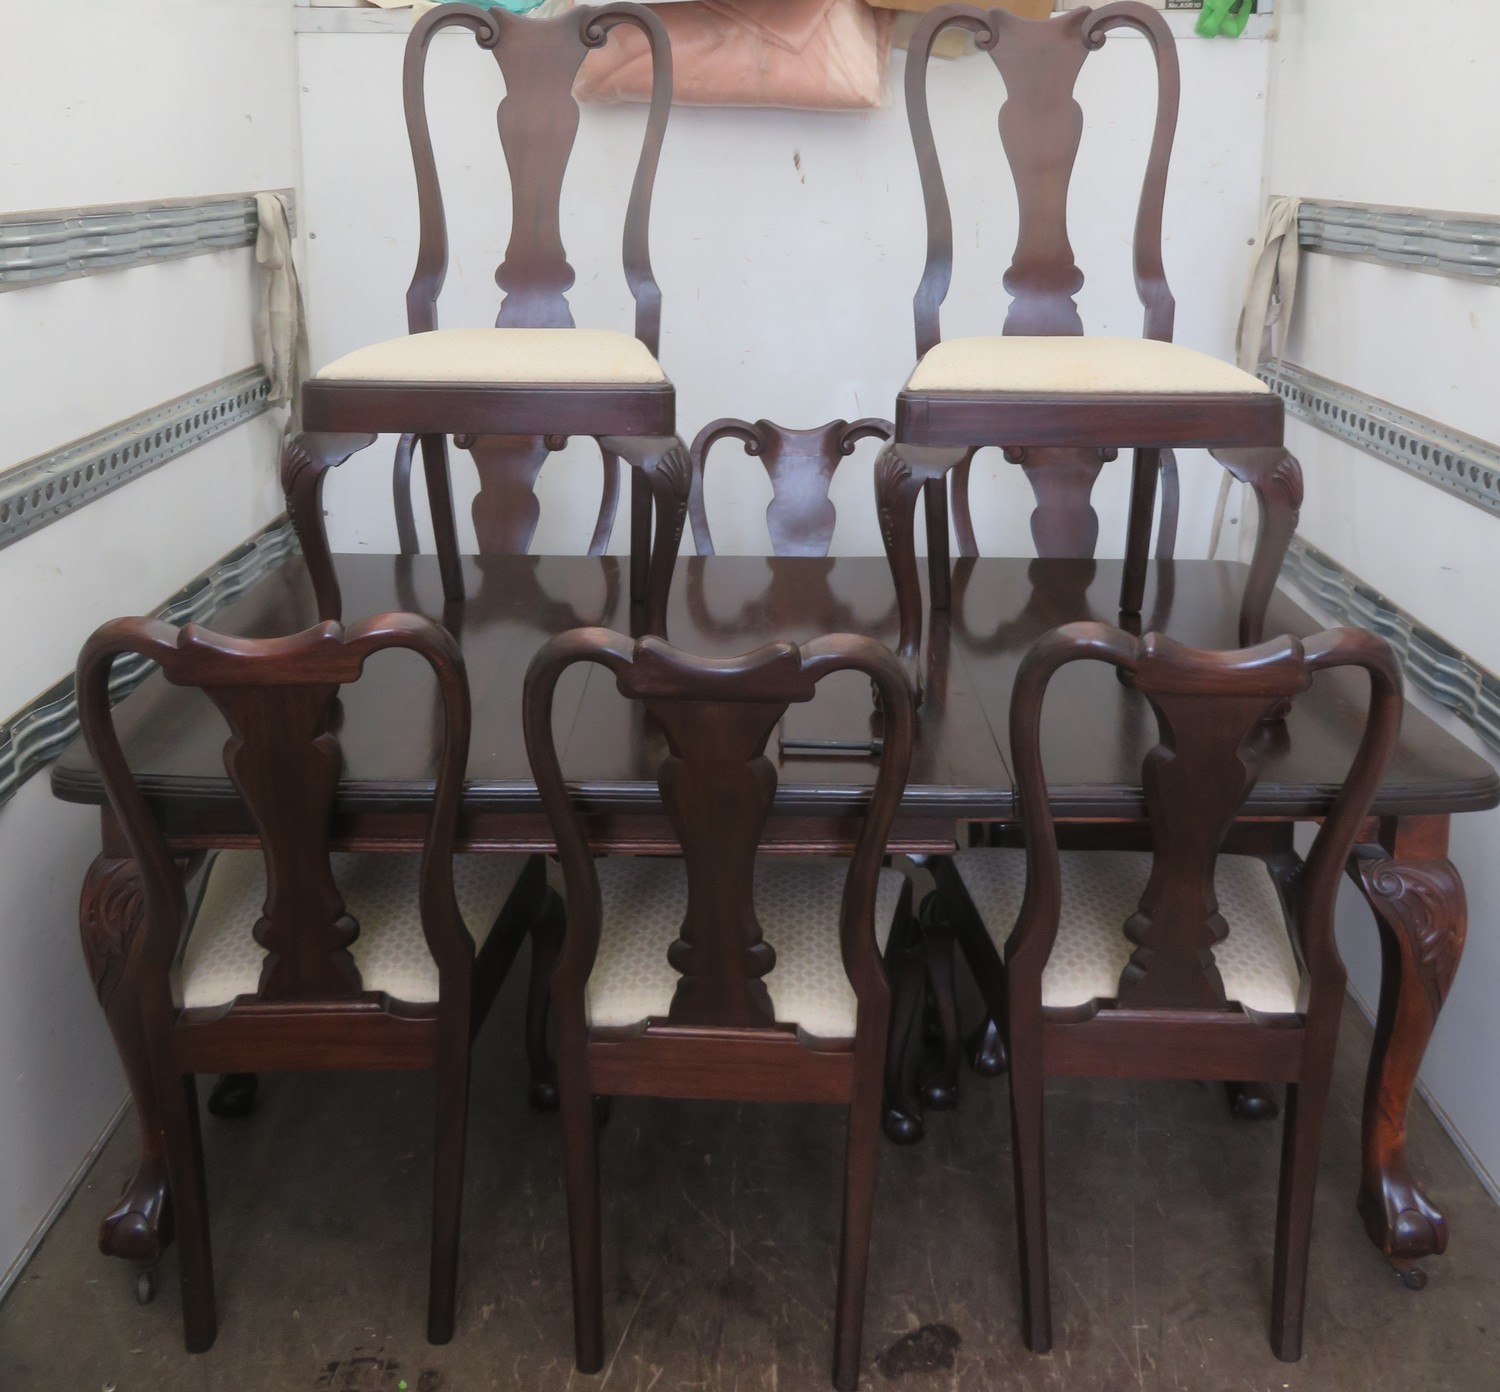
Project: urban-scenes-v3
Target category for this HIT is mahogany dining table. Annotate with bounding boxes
[52,548,1498,1295]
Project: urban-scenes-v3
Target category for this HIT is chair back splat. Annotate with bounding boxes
[687,417,893,558]
[1007,623,1402,1014]
[525,630,914,1030]
[906,2,1178,353]
[78,615,474,1008]
[403,2,671,348]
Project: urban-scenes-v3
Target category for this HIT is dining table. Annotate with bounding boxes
[53,546,1498,1296]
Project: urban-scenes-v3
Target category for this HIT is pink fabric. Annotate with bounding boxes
[575,0,893,111]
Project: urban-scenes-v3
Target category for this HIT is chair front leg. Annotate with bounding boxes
[834,1032,887,1392]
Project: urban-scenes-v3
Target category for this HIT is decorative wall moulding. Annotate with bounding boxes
[1281,536,1500,757]
[0,189,296,292]
[1260,362,1500,518]
[1296,198,1500,283]
[0,519,299,811]
[0,368,274,553]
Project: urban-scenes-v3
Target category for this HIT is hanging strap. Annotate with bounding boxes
[1208,194,1302,557]
[254,191,311,436]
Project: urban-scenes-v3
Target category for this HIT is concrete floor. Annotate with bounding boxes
[4,954,1499,1392]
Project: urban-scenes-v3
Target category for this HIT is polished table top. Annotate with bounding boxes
[51,553,1499,826]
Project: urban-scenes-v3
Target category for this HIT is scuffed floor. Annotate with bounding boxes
[3,951,1499,1391]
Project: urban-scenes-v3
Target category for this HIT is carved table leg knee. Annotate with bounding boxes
[1349,829,1466,1284]
[875,443,968,703]
[1209,447,1303,649]
[79,852,173,1287]
[601,435,691,636]
[280,431,377,622]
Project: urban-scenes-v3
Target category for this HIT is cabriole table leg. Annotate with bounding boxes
[1348,816,1467,1288]
[79,838,171,1298]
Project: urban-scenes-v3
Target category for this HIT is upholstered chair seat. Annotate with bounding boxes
[176,850,529,1008]
[950,847,1302,1014]
[905,336,1273,397]
[315,327,668,386]
[585,856,908,1038]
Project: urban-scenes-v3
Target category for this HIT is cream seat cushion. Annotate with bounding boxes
[176,850,528,1009]
[314,327,667,385]
[584,856,906,1038]
[952,848,1301,1014]
[906,336,1271,396]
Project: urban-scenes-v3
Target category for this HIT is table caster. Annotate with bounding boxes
[134,1267,157,1305]
[1225,1081,1279,1120]
[1395,1262,1428,1291]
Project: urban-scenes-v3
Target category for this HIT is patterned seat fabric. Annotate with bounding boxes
[584,856,906,1038]
[176,851,528,1008]
[905,336,1273,396]
[952,848,1302,1014]
[315,327,667,385]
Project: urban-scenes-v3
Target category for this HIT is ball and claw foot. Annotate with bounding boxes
[883,1106,925,1146]
[134,1266,157,1305]
[207,1072,259,1119]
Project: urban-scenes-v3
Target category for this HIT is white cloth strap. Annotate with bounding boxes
[254,192,310,435]
[1209,195,1303,558]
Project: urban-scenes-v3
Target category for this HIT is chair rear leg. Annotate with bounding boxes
[833,1062,884,1392]
[158,1071,216,1352]
[1008,1046,1052,1353]
[526,894,564,1111]
[1270,1065,1335,1361]
[560,1073,605,1372]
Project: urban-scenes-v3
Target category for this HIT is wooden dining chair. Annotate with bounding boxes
[931,621,1402,1361]
[523,628,916,1391]
[875,2,1285,690]
[687,417,892,557]
[76,613,548,1352]
[285,2,690,633]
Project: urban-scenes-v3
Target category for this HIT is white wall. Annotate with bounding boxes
[1263,0,1500,1187]
[0,0,297,1284]
[295,19,1273,560]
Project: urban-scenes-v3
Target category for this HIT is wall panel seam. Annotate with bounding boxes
[0,369,275,553]
[0,190,296,292]
[0,519,299,810]
[1260,363,1500,518]
[1295,198,1500,283]
[1281,536,1500,758]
